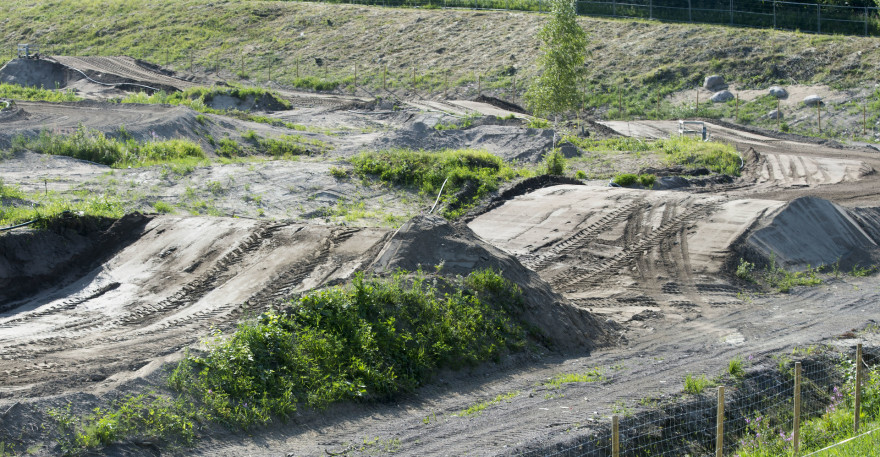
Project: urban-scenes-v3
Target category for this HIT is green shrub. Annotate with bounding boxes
[169,270,529,427]
[656,136,741,176]
[736,258,756,281]
[728,357,745,379]
[153,201,174,214]
[350,148,527,219]
[11,127,205,167]
[543,149,566,175]
[683,374,715,394]
[612,173,638,186]
[0,83,81,102]
[527,118,551,129]
[638,173,656,188]
[575,170,587,179]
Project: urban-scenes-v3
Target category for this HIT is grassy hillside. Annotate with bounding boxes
[2,0,878,135]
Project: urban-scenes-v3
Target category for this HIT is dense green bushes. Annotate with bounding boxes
[169,270,529,426]
[350,148,527,218]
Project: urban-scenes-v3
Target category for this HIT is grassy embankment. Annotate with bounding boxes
[42,269,531,455]
[2,0,878,138]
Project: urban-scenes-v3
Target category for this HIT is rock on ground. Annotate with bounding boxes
[703,75,726,91]
[711,90,734,103]
[769,86,788,98]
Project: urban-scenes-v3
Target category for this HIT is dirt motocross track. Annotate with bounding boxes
[2,56,880,456]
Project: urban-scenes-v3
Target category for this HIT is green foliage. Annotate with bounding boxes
[329,166,350,179]
[527,118,552,129]
[459,391,519,417]
[12,127,205,168]
[683,374,715,394]
[289,76,341,91]
[48,395,199,454]
[434,114,478,131]
[728,356,746,379]
[524,0,588,117]
[612,173,654,188]
[736,366,880,457]
[737,258,756,282]
[760,254,822,292]
[574,170,587,179]
[153,201,174,214]
[1,178,125,227]
[169,270,529,427]
[119,86,291,111]
[542,148,566,175]
[656,136,742,176]
[350,148,527,219]
[0,83,82,102]
[544,367,606,388]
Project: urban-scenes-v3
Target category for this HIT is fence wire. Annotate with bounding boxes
[512,352,857,457]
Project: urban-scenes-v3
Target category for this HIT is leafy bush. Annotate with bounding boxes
[736,258,756,281]
[350,148,527,219]
[527,118,552,129]
[613,173,638,186]
[575,170,587,179]
[11,127,205,168]
[656,136,741,176]
[542,149,566,175]
[0,83,81,102]
[153,201,174,214]
[728,357,746,379]
[169,270,529,427]
[683,374,715,394]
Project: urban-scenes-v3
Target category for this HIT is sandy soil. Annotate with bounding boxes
[2,57,880,456]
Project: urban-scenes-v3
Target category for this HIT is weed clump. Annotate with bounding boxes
[350,148,527,219]
[0,83,81,102]
[169,269,529,427]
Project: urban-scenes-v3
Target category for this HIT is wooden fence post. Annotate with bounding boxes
[696,89,700,115]
[777,98,781,131]
[477,74,481,96]
[618,85,623,118]
[855,343,863,433]
[612,415,620,457]
[735,93,739,122]
[717,386,725,457]
[817,103,822,134]
[864,105,867,137]
[794,362,802,457]
[383,64,387,91]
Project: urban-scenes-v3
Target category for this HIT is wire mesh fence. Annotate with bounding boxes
[511,345,872,457]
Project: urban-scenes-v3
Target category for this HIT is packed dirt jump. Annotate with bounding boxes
[2,54,880,456]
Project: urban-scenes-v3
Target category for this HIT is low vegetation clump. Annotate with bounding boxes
[612,173,656,188]
[0,178,124,227]
[736,255,823,293]
[683,374,715,394]
[12,126,206,168]
[169,269,529,427]
[736,361,880,457]
[655,136,741,176]
[459,391,520,417]
[544,367,606,388]
[349,148,528,219]
[542,149,567,175]
[0,82,82,102]
[119,86,291,110]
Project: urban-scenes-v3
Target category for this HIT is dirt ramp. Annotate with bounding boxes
[742,196,880,271]
[743,148,873,188]
[370,215,614,351]
[0,58,83,88]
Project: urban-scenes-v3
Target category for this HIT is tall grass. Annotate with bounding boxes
[12,127,206,168]
[119,85,291,110]
[350,148,528,218]
[169,269,529,427]
[0,83,82,102]
[0,178,124,227]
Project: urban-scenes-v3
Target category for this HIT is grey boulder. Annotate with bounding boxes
[711,90,734,103]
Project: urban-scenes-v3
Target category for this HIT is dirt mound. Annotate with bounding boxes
[50,56,203,92]
[0,58,83,88]
[0,213,150,311]
[369,214,614,351]
[474,94,527,114]
[371,122,578,162]
[463,175,586,222]
[741,196,880,271]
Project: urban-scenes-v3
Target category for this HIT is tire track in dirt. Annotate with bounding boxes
[551,203,718,291]
[522,202,642,271]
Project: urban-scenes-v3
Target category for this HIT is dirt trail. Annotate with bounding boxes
[0,216,389,399]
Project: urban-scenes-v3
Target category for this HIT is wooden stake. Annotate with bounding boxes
[793,362,802,457]
[612,415,620,457]
[777,98,781,131]
[618,85,623,118]
[354,64,358,89]
[444,72,448,98]
[716,386,725,457]
[864,105,868,137]
[656,90,661,118]
[696,89,700,114]
[855,343,863,433]
[296,59,300,79]
[817,103,822,133]
[412,67,416,90]
[735,93,739,122]
[478,74,481,96]
[383,64,387,91]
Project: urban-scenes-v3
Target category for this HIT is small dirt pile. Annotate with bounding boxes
[740,196,880,271]
[371,121,578,163]
[369,214,615,351]
[0,58,83,88]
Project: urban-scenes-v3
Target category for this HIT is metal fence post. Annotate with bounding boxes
[730,0,733,25]
[793,362,802,457]
[855,343,863,433]
[613,0,616,17]
[689,0,693,22]
[649,0,653,19]
[866,6,869,36]
[817,4,821,33]
[773,1,777,29]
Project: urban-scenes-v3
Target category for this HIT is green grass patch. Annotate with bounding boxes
[12,127,205,168]
[683,374,715,394]
[168,269,530,427]
[119,85,291,110]
[349,148,528,219]
[0,83,82,102]
[1,178,125,228]
[655,136,741,176]
[612,173,655,188]
[736,363,880,457]
[459,391,519,417]
[544,367,606,388]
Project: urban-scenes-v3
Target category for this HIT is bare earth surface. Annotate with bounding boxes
[1,56,880,457]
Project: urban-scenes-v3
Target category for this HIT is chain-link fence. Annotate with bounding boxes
[511,344,874,457]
